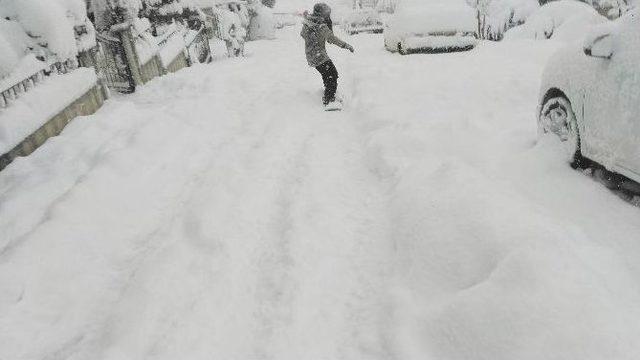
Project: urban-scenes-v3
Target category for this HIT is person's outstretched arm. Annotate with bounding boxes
[300,11,310,39]
[324,27,355,52]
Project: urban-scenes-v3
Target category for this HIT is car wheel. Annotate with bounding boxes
[539,96,581,166]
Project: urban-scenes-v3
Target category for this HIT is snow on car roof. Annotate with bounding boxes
[390,2,477,34]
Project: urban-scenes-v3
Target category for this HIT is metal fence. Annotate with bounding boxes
[0,60,74,109]
[0,72,44,109]
[85,25,211,93]
[1,23,212,109]
[79,32,136,93]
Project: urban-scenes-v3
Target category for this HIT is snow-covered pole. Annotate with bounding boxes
[114,24,144,89]
[475,0,483,39]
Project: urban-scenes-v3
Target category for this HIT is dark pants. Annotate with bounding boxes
[315,60,338,104]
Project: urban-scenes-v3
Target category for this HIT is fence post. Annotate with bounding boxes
[116,25,145,88]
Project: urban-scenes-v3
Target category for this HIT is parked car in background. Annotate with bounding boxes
[504,0,608,42]
[342,9,384,35]
[538,8,639,183]
[384,1,477,54]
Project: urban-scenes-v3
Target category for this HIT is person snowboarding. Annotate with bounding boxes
[300,3,354,110]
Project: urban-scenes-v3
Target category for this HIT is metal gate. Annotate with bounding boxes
[94,32,135,93]
[187,28,213,65]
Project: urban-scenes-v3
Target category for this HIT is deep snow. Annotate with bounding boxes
[1,27,640,360]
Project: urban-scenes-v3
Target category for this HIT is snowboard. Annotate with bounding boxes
[324,100,343,111]
[324,94,344,111]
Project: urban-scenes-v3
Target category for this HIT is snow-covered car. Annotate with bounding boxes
[538,9,640,183]
[342,9,384,35]
[384,1,477,54]
[505,0,608,42]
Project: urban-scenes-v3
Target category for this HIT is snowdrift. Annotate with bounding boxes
[389,156,640,359]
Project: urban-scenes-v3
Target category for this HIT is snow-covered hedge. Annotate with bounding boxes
[0,0,96,80]
[473,0,636,40]
[466,0,540,40]
[90,0,144,32]
[0,19,31,79]
[247,0,276,40]
[574,0,636,18]
[141,0,204,35]
[505,0,608,41]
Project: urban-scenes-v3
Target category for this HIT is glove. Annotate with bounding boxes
[346,44,355,53]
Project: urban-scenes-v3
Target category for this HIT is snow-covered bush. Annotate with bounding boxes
[468,0,635,40]
[467,0,540,40]
[0,29,22,79]
[90,0,144,32]
[0,0,97,79]
[142,0,203,34]
[376,0,398,13]
[0,18,35,79]
[589,0,636,18]
[547,0,637,19]
[505,0,608,41]
[247,0,275,40]
[214,3,247,40]
[143,0,184,25]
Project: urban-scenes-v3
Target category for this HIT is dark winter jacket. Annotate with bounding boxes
[300,14,350,67]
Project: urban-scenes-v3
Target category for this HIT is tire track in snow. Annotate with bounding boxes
[88,53,324,359]
[93,72,303,359]
[250,134,312,360]
[279,117,396,360]
[0,31,397,360]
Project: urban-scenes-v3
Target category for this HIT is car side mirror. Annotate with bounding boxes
[584,33,614,59]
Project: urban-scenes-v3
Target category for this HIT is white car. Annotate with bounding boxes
[342,9,384,35]
[384,1,477,54]
[538,8,640,183]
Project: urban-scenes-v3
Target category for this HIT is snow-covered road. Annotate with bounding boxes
[2,28,640,360]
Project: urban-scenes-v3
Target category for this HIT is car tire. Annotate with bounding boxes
[539,96,582,167]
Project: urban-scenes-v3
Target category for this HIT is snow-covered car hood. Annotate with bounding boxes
[539,8,636,104]
[539,8,640,173]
